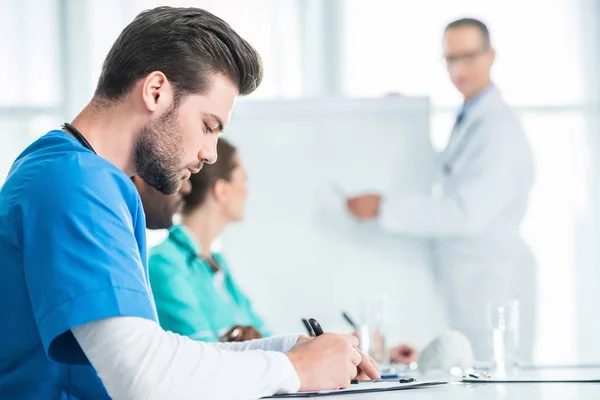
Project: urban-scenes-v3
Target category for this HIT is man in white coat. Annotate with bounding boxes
[347,18,536,363]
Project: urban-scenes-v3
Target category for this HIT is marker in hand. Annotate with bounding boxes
[302,318,315,337]
[308,318,324,336]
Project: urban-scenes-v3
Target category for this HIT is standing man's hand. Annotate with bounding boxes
[286,333,380,392]
[346,195,382,220]
[389,344,419,365]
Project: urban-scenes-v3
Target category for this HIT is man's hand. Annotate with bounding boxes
[346,194,382,220]
[219,325,263,342]
[286,334,380,392]
[354,353,379,381]
[389,344,418,364]
[351,329,385,364]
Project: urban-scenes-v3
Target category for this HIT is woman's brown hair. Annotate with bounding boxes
[182,138,238,215]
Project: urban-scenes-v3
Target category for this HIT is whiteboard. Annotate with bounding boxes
[221,96,446,347]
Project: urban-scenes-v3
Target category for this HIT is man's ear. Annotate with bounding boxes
[488,48,496,65]
[140,71,174,113]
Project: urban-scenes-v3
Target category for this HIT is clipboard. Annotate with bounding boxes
[263,380,448,398]
[461,377,600,384]
[461,372,600,384]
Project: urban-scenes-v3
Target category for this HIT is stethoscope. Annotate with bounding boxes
[168,230,234,305]
[59,122,97,400]
[62,122,97,154]
[62,122,217,269]
[168,231,221,273]
[63,122,221,274]
[169,231,203,266]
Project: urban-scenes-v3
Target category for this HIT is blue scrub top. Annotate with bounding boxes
[0,130,158,399]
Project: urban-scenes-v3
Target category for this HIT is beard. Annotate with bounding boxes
[134,107,185,195]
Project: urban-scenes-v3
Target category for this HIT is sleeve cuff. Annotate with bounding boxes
[259,334,300,353]
[279,334,300,352]
[38,287,158,364]
[271,352,301,394]
[378,191,397,231]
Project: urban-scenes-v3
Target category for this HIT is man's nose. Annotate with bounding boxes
[199,138,218,165]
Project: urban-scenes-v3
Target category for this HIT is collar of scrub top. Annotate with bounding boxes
[168,225,232,302]
[443,83,496,175]
[168,224,219,271]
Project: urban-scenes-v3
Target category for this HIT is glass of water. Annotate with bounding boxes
[487,300,520,376]
[358,294,389,364]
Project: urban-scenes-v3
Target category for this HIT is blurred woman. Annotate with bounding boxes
[149,138,269,342]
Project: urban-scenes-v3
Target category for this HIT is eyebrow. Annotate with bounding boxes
[204,113,225,133]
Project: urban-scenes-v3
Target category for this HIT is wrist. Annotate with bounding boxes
[285,350,306,392]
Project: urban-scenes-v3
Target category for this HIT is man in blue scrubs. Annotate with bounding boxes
[0,6,378,400]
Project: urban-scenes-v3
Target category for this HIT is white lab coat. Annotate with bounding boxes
[380,86,536,362]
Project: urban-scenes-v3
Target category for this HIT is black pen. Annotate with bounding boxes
[351,377,416,384]
[342,311,358,330]
[311,317,387,383]
[301,319,315,337]
[308,318,324,336]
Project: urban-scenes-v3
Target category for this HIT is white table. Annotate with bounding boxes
[336,368,600,399]
[337,382,600,399]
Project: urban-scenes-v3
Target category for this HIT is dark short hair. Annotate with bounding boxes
[445,18,491,50]
[182,138,238,214]
[94,7,263,103]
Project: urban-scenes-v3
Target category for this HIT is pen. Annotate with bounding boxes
[351,377,416,384]
[342,311,358,330]
[301,318,315,337]
[308,318,324,336]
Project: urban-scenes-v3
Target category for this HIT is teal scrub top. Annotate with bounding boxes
[148,224,270,341]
